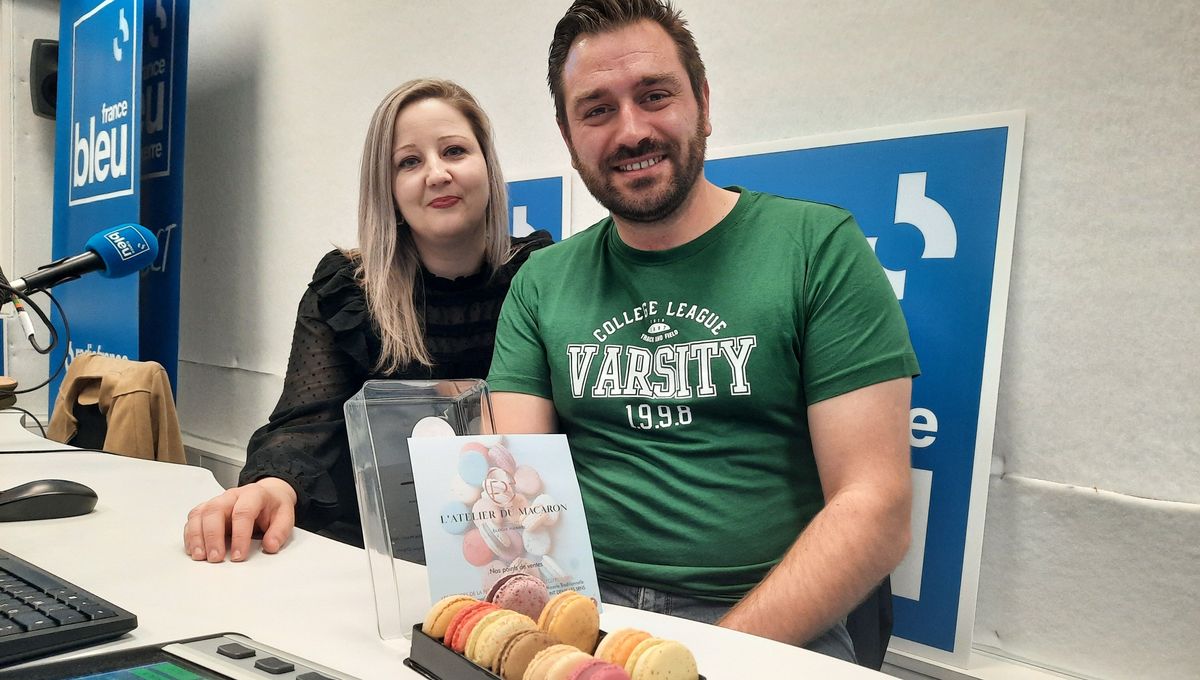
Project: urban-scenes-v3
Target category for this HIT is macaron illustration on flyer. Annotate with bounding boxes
[411,433,603,606]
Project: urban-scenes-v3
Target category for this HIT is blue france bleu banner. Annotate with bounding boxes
[508,176,568,242]
[705,113,1023,662]
[51,0,189,404]
[139,0,189,394]
[52,0,143,405]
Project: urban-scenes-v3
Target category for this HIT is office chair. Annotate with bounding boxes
[846,576,894,670]
[46,353,185,463]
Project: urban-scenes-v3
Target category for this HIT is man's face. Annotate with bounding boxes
[559,20,710,224]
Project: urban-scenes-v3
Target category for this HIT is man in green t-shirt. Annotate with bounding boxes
[488,0,919,663]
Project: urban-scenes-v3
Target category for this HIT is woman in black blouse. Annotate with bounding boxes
[183,79,551,562]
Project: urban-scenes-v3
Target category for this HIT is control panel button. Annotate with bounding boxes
[254,657,296,674]
[216,642,256,659]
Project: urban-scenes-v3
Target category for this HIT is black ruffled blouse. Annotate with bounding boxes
[239,232,552,544]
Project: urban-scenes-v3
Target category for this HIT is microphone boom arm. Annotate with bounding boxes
[9,252,100,294]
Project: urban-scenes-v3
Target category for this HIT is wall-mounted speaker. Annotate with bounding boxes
[30,39,58,120]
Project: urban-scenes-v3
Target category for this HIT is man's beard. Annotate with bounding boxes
[572,121,707,224]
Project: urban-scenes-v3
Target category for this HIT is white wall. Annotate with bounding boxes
[1,0,59,420]
[178,3,1200,678]
[176,1,589,465]
[7,1,1197,679]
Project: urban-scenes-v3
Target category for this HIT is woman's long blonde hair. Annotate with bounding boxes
[353,79,510,373]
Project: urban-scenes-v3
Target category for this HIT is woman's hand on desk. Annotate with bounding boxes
[183,478,298,562]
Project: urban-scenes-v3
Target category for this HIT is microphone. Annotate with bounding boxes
[6,224,159,295]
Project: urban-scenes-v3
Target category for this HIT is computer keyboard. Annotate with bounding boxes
[0,547,137,667]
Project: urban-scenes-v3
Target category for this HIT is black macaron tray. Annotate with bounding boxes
[404,625,707,680]
[406,624,501,680]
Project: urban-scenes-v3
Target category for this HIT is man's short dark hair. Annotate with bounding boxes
[548,0,707,125]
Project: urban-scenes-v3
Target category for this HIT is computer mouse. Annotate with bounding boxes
[0,479,98,522]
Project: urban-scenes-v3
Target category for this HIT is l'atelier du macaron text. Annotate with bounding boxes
[441,503,569,527]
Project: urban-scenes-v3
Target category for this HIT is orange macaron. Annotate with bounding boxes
[594,628,652,668]
[538,590,600,653]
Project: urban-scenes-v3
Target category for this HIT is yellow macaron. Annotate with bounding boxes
[523,643,583,680]
[421,594,478,639]
[465,608,536,668]
[544,648,594,680]
[625,637,698,680]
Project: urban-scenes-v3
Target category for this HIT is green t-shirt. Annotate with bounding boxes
[488,188,919,601]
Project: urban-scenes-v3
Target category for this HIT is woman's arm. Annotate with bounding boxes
[185,253,369,561]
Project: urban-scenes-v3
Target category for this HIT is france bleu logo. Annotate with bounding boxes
[68,0,138,206]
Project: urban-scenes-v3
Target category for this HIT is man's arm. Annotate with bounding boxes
[716,377,913,645]
[489,391,559,434]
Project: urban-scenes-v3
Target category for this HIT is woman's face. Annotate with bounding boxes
[391,98,490,250]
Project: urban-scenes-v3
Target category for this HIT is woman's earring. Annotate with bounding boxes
[395,210,406,226]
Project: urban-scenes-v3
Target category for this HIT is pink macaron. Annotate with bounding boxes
[461,441,491,457]
[486,443,518,473]
[486,573,551,620]
[568,659,631,680]
[444,601,500,653]
[513,465,543,496]
[462,527,495,566]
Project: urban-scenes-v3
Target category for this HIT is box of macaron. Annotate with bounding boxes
[407,573,705,680]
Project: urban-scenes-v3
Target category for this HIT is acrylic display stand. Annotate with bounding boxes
[345,379,490,639]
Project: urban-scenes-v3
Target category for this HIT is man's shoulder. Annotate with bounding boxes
[742,189,854,225]
[520,219,611,272]
[725,189,860,256]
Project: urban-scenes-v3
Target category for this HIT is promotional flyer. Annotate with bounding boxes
[410,433,601,606]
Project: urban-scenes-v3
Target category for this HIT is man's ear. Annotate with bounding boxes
[558,119,578,170]
[700,79,713,137]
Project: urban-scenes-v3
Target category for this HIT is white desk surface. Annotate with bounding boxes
[0,414,886,679]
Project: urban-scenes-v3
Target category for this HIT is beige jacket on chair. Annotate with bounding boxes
[46,353,185,463]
